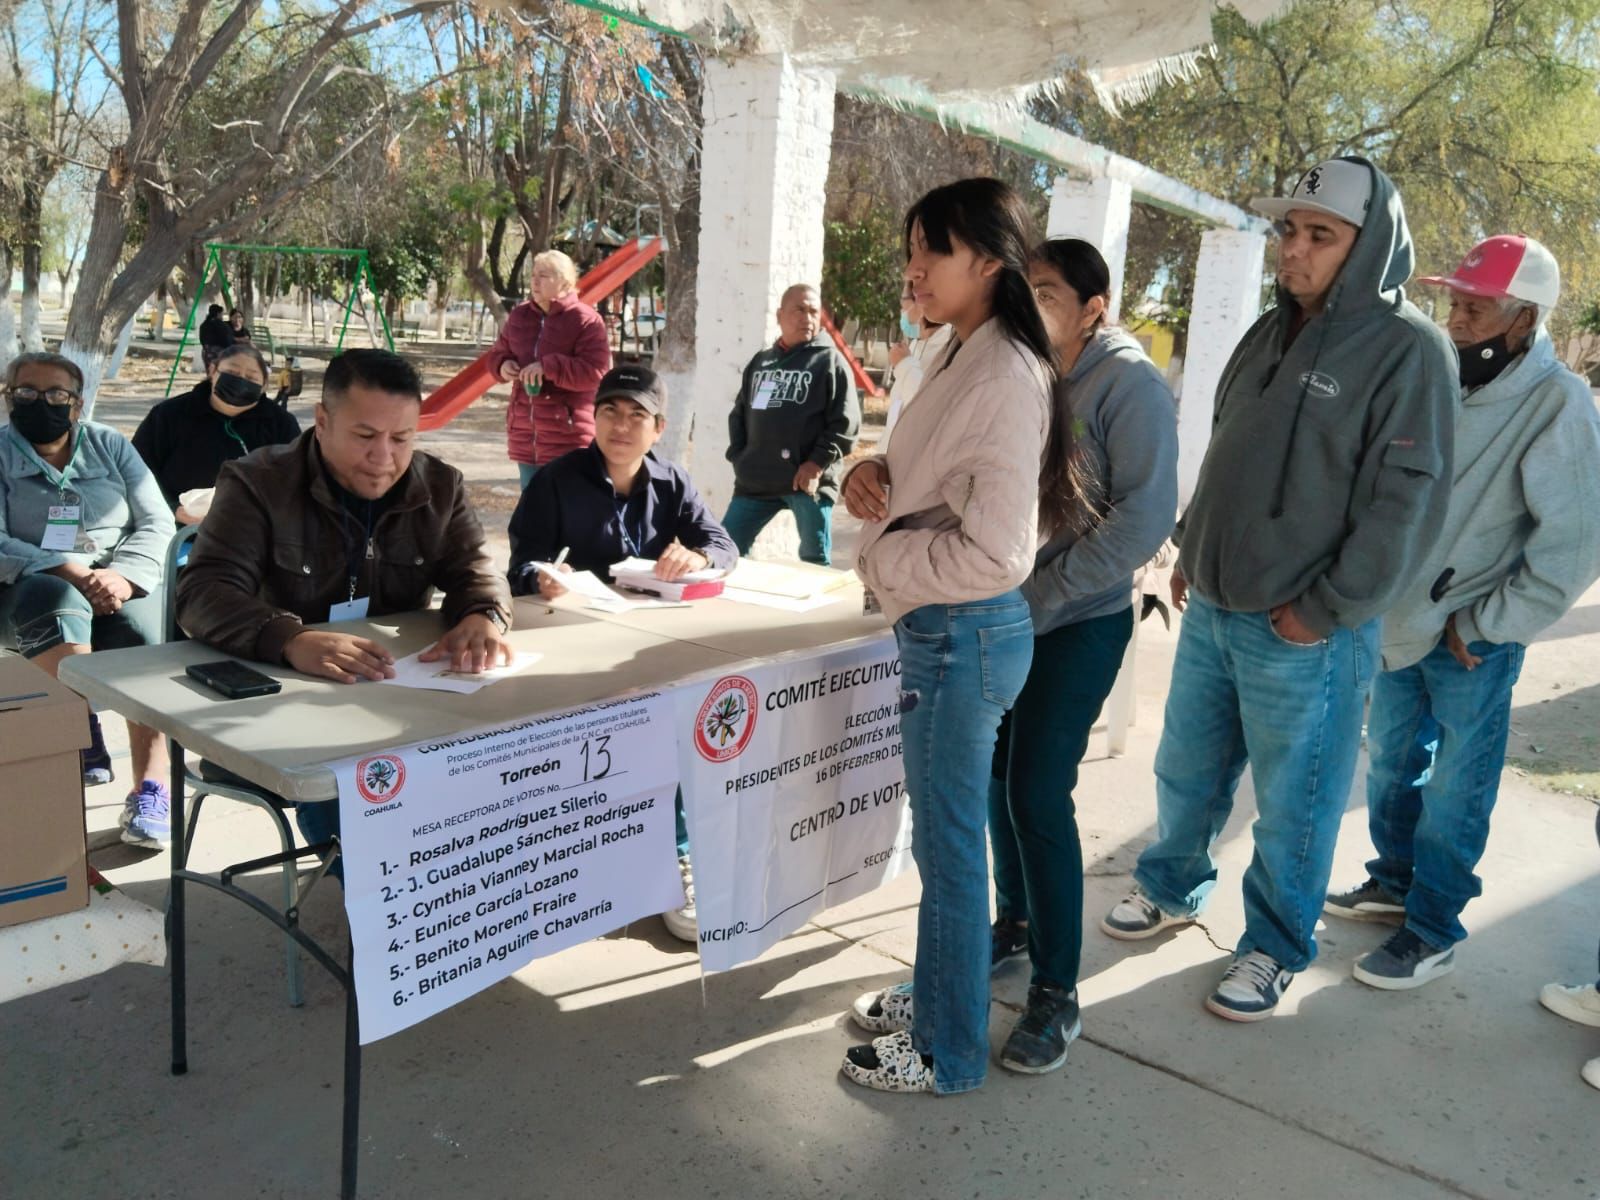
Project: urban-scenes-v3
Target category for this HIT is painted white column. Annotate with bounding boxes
[1046,175,1132,321]
[1171,227,1267,505]
[682,53,836,524]
[1176,227,1267,505]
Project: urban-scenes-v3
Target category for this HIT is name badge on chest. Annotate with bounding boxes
[41,504,82,552]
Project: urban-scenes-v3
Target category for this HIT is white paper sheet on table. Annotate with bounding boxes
[536,563,687,612]
[377,648,543,694]
[720,587,843,612]
[610,556,727,584]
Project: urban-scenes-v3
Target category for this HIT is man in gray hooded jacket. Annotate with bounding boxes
[1100,157,1458,1022]
[1325,235,1600,991]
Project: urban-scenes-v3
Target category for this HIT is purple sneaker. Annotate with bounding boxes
[120,781,172,847]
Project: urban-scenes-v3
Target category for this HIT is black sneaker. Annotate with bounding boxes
[1353,928,1455,991]
[998,982,1081,1074]
[1324,877,1405,923]
[991,916,1029,973]
[82,712,114,787]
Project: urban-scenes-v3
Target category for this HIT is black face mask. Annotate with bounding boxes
[213,372,265,409]
[8,399,73,445]
[1457,332,1515,389]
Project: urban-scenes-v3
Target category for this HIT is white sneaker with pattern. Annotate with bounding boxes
[851,982,913,1034]
[840,1030,934,1094]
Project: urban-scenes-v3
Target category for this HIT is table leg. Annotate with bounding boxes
[169,740,188,1077]
[340,936,361,1199]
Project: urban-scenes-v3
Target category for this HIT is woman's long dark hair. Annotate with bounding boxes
[902,178,1082,537]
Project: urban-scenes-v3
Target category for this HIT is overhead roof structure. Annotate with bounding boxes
[562,0,1288,108]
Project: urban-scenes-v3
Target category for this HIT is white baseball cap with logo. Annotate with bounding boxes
[1251,159,1374,228]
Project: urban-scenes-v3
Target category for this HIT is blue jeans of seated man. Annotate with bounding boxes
[1364,638,1525,950]
[896,591,1033,1094]
[988,607,1133,989]
[0,572,164,657]
[721,493,834,566]
[1133,593,1378,972]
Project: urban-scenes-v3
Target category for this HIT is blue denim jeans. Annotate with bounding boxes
[721,493,834,566]
[0,572,164,657]
[989,607,1134,989]
[895,591,1034,1094]
[1365,638,1525,949]
[1134,594,1378,971]
[517,462,539,491]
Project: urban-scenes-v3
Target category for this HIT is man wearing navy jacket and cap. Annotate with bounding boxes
[507,364,737,598]
[1098,157,1458,1022]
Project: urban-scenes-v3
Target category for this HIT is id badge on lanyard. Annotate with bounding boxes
[41,502,83,551]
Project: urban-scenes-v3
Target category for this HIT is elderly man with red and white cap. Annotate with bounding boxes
[1326,236,1600,1006]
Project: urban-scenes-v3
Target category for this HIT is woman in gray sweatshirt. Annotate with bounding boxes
[988,239,1179,1074]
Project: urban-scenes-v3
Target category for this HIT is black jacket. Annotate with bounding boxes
[132,381,301,509]
[507,443,737,592]
[198,315,235,351]
[726,335,860,501]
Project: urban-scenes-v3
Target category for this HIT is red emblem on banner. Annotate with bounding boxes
[355,754,407,804]
[694,676,759,762]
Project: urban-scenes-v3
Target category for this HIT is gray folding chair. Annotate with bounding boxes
[163,523,303,1007]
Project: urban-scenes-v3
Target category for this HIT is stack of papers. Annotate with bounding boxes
[534,563,687,613]
[722,560,857,611]
[610,557,726,601]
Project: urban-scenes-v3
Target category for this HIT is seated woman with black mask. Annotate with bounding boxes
[133,343,300,523]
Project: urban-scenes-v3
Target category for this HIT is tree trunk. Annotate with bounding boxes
[106,316,137,381]
[653,175,700,465]
[19,181,44,352]
[152,281,168,342]
[0,243,16,374]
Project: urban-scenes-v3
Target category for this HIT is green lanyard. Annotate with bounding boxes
[222,418,250,457]
[11,422,83,503]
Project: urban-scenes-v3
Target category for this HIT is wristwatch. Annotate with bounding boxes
[477,607,511,635]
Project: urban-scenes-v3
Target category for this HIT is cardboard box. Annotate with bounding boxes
[0,655,91,929]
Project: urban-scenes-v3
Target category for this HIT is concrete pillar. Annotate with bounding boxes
[684,53,836,522]
[1046,175,1133,322]
[1176,227,1267,506]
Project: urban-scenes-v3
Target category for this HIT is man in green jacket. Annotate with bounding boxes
[1099,158,1459,1022]
[722,284,860,565]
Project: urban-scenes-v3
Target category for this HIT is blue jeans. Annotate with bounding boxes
[1134,594,1378,971]
[721,493,834,566]
[895,591,1034,1094]
[1365,638,1525,949]
[517,463,539,490]
[989,607,1134,989]
[0,572,164,657]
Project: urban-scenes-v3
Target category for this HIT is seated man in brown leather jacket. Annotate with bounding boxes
[177,348,513,857]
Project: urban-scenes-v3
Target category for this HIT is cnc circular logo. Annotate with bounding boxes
[694,675,759,762]
[355,754,407,804]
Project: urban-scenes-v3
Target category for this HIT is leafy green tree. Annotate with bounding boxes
[822,207,904,334]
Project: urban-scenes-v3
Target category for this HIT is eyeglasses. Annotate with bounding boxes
[6,386,79,406]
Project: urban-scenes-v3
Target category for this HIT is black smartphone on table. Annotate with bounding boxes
[186,660,283,700]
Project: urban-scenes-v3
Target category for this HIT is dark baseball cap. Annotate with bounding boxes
[596,365,667,417]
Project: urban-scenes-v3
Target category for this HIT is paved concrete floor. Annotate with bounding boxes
[5,360,1598,1199]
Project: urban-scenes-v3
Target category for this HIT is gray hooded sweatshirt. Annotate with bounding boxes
[1023,326,1178,634]
[1176,158,1458,635]
[1379,329,1600,670]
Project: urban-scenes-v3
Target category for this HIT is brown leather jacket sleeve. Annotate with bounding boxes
[434,473,511,628]
[175,464,307,663]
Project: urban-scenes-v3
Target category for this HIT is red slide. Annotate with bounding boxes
[820,308,883,399]
[417,236,666,432]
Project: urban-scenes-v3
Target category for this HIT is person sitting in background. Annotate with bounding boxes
[198,304,234,356]
[722,284,860,566]
[133,343,300,521]
[507,365,737,942]
[176,348,512,861]
[0,352,176,846]
[507,365,737,597]
[228,308,252,343]
[487,250,612,489]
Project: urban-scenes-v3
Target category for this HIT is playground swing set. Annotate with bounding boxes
[163,243,395,398]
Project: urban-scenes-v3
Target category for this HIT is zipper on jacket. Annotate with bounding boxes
[960,474,975,518]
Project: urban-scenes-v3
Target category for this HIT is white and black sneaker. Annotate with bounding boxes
[840,1030,935,1094]
[1353,928,1455,991]
[1205,950,1294,1022]
[1324,877,1406,923]
[851,982,914,1034]
[1100,888,1196,941]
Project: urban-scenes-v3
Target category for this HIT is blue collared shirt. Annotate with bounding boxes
[506,443,738,593]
